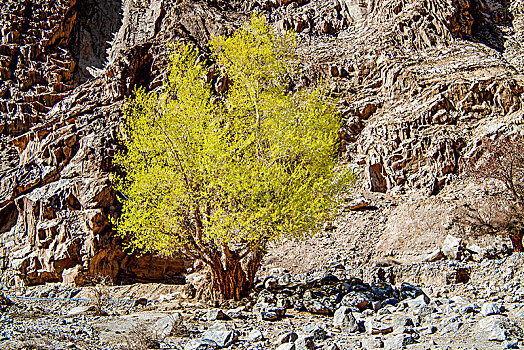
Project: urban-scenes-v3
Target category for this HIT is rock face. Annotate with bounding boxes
[329,0,524,195]
[1,0,524,286]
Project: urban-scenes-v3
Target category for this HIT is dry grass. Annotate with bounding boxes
[87,275,113,316]
[123,322,161,350]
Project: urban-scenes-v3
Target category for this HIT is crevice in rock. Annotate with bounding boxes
[470,0,513,52]
[68,0,123,84]
[0,202,18,235]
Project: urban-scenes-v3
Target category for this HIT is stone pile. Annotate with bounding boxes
[251,270,429,320]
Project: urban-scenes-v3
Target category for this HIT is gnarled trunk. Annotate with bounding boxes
[510,230,524,252]
[208,246,264,301]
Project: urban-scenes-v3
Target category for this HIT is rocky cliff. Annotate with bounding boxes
[1,0,523,287]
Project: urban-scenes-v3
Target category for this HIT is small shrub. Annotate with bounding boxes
[457,134,524,252]
[123,322,161,350]
[87,275,113,316]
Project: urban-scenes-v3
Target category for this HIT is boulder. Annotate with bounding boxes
[475,315,510,342]
[303,299,332,315]
[133,297,148,307]
[152,313,183,339]
[66,305,96,316]
[277,332,298,345]
[202,322,239,348]
[333,306,358,333]
[276,344,295,350]
[442,234,463,260]
[340,291,372,310]
[361,336,384,350]
[295,335,315,350]
[481,303,502,317]
[253,303,285,321]
[400,283,429,303]
[184,339,218,350]
[423,249,444,262]
[206,309,231,321]
[248,329,264,342]
[303,324,327,341]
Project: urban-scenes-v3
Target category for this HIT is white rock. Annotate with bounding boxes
[66,305,95,316]
[276,344,295,350]
[333,306,358,333]
[475,315,509,342]
[248,329,264,342]
[442,234,462,260]
[152,312,183,339]
[481,303,501,316]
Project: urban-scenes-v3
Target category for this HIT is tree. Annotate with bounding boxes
[112,14,354,300]
[458,134,524,252]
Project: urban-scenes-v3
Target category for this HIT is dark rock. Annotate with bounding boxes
[400,283,428,302]
[133,297,148,307]
[260,311,278,321]
[371,282,396,301]
[255,303,286,321]
[264,277,279,291]
[321,274,339,285]
[0,294,13,306]
[206,309,231,321]
[277,331,298,345]
[381,298,399,308]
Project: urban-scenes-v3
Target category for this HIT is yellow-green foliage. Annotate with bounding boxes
[113,14,354,262]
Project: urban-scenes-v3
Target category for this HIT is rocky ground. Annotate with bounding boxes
[2,252,524,349]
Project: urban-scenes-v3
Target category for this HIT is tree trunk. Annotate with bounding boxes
[208,247,264,301]
[510,230,524,252]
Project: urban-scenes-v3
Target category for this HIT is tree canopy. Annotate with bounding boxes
[112,14,354,300]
